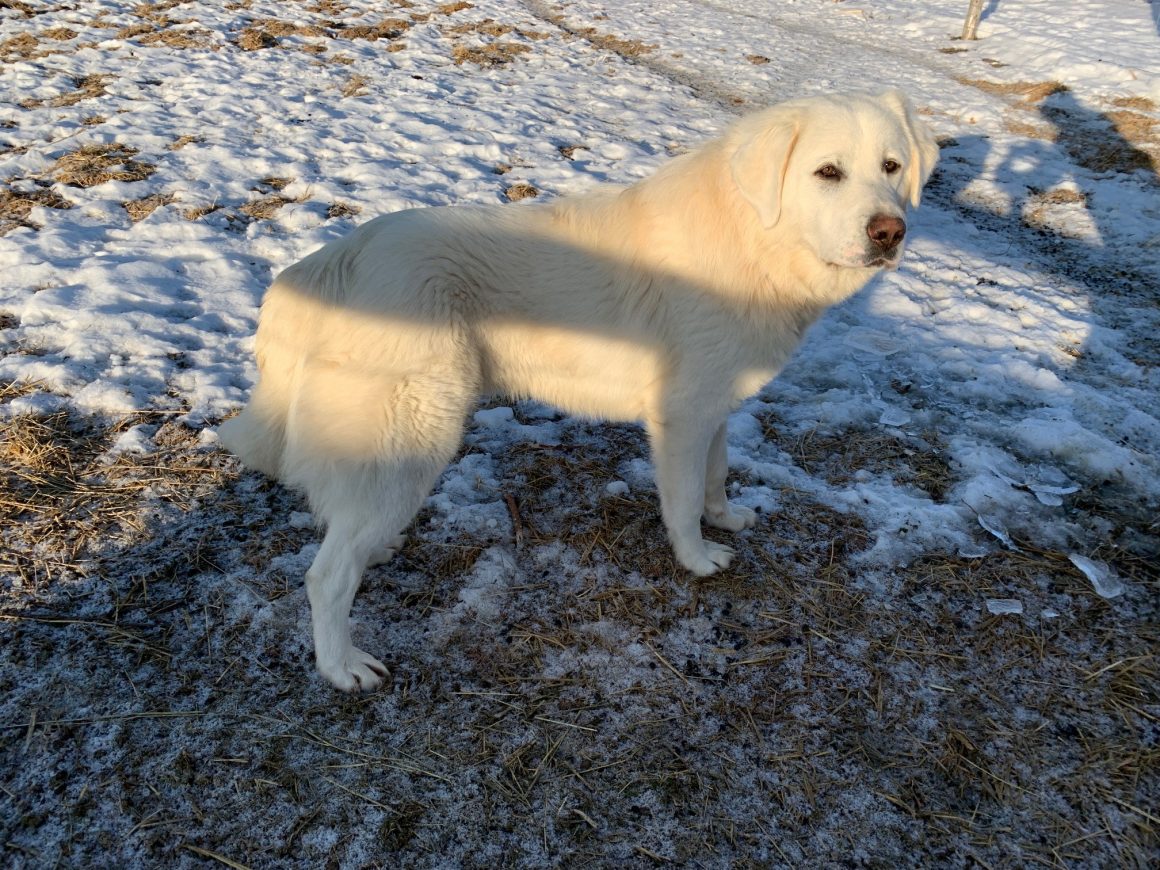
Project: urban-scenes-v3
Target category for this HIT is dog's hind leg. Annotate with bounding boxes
[289,350,478,692]
[304,456,448,692]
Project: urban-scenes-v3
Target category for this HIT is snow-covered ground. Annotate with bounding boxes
[1,1,1157,866]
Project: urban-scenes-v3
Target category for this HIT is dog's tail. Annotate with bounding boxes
[218,349,298,480]
[218,276,321,479]
[220,228,369,477]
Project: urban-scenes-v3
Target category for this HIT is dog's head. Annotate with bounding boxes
[730,90,939,271]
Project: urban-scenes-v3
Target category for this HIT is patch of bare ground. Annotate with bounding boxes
[957,77,1068,104]
[0,404,1155,865]
[51,143,156,188]
[122,192,176,223]
[963,80,1159,177]
[0,185,72,236]
[1022,185,1091,236]
[0,409,228,583]
[760,414,956,501]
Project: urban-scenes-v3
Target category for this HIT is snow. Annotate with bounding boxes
[1,0,1158,866]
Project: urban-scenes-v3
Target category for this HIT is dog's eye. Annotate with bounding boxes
[883,159,901,174]
[814,164,843,181]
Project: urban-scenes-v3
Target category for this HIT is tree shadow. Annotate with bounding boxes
[930,84,1160,366]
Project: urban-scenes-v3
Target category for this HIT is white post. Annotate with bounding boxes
[962,0,985,40]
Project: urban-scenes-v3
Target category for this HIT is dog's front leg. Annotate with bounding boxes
[703,422,757,532]
[648,415,735,576]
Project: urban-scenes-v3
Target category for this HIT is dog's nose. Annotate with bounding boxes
[866,214,906,251]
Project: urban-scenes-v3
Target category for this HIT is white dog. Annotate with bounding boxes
[220,90,939,691]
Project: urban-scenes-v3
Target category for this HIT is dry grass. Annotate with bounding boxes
[51,143,156,188]
[249,18,327,38]
[760,414,956,501]
[503,181,538,201]
[0,31,39,61]
[167,134,204,150]
[576,28,654,58]
[0,410,226,582]
[0,0,35,18]
[339,19,410,41]
[47,73,112,108]
[451,41,530,66]
[235,26,277,51]
[121,192,176,223]
[238,193,293,220]
[1111,96,1157,112]
[41,26,78,41]
[306,0,350,13]
[236,179,301,220]
[0,405,1155,865]
[182,202,221,221]
[957,78,1068,104]
[341,73,370,98]
[446,18,513,37]
[139,26,216,50]
[256,176,293,191]
[0,186,72,236]
[114,22,155,40]
[326,201,361,219]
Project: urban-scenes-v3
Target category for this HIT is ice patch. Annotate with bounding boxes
[1068,554,1124,599]
[843,327,904,356]
[986,598,1023,615]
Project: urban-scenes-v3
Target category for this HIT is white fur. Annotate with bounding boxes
[219,90,938,691]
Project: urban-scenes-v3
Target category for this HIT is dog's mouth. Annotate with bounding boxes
[863,249,901,269]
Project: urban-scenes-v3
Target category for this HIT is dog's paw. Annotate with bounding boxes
[367,534,406,568]
[704,502,757,532]
[676,540,735,576]
[317,647,389,693]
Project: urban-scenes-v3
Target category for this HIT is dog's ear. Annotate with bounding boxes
[879,89,939,207]
[730,109,801,229]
